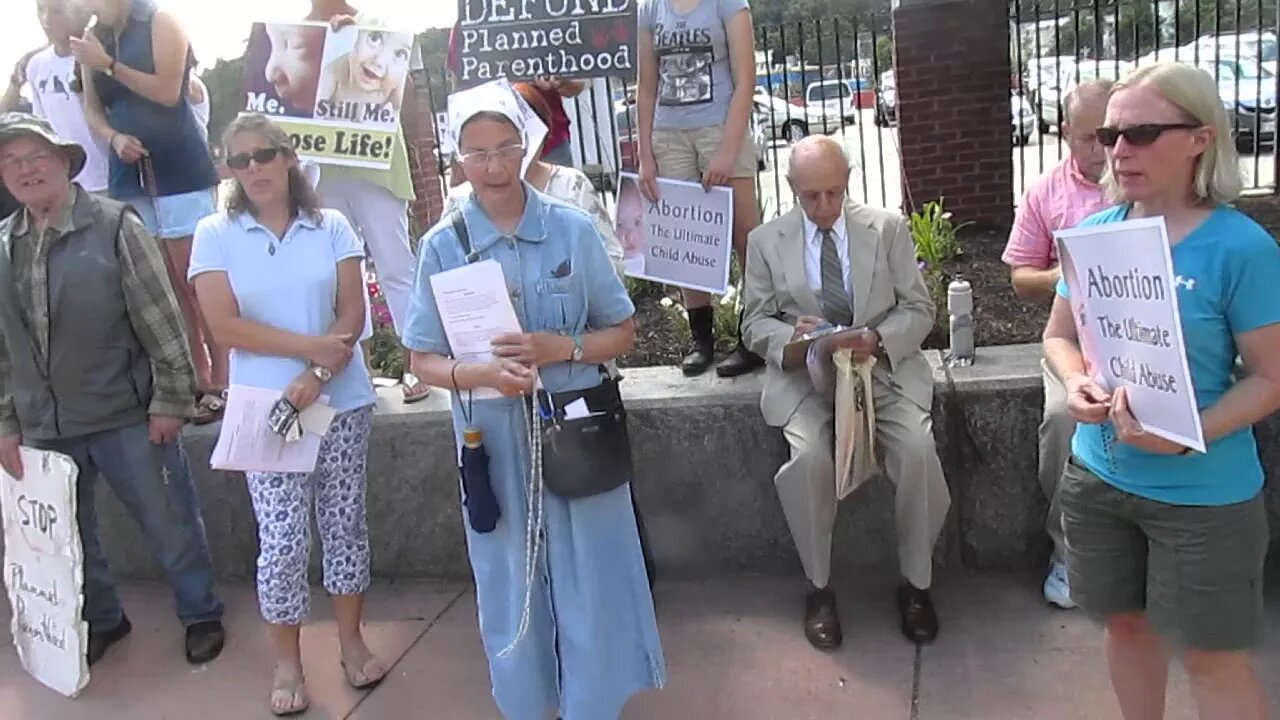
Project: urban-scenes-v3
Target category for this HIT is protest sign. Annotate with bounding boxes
[1,448,88,698]
[1055,217,1205,452]
[615,173,733,294]
[455,0,636,87]
[242,21,416,169]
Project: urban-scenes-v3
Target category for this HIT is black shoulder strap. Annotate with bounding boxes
[450,210,474,262]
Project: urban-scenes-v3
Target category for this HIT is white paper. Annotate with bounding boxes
[562,398,590,419]
[429,259,523,400]
[209,385,335,474]
[1054,217,1206,452]
[1,448,89,697]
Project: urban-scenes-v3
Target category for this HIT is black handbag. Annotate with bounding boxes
[535,376,635,499]
[450,211,636,500]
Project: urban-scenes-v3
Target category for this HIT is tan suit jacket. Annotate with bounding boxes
[742,203,936,427]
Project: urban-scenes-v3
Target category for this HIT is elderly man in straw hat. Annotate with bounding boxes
[0,113,225,668]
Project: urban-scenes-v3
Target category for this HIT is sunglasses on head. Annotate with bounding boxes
[226,147,283,170]
[1096,123,1201,148]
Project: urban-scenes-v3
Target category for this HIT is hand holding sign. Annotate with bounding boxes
[1064,374,1111,424]
[1110,386,1188,455]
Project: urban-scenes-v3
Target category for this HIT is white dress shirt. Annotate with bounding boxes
[802,213,854,300]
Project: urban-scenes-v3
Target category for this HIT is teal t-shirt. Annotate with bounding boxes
[1056,204,1280,506]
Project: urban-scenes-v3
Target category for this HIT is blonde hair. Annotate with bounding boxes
[1102,62,1243,204]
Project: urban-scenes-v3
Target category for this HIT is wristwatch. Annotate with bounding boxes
[569,336,584,362]
[309,365,333,383]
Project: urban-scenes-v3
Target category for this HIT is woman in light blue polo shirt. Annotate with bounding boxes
[402,88,665,719]
[189,114,382,717]
[1044,63,1280,719]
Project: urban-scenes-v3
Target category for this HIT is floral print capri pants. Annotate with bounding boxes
[246,405,374,625]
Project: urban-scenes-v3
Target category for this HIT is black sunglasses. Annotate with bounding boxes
[1096,123,1201,148]
[226,147,283,170]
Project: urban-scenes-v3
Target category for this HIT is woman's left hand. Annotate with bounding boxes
[283,371,323,411]
[69,32,113,71]
[329,14,357,31]
[492,332,571,367]
[701,150,734,190]
[1110,386,1187,455]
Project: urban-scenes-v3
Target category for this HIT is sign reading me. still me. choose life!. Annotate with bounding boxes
[456,0,637,86]
[1054,217,1206,452]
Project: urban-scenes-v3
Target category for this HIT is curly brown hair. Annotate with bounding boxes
[221,113,322,222]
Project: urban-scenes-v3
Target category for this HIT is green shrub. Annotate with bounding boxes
[909,198,970,324]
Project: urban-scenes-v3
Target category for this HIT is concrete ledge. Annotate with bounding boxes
[52,343,1280,581]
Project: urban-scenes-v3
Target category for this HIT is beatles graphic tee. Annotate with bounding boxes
[640,0,750,130]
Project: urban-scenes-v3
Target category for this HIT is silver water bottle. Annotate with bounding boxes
[947,277,975,367]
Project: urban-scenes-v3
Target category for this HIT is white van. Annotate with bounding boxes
[804,79,859,124]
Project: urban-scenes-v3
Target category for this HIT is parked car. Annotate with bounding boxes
[1012,92,1037,146]
[1190,31,1278,75]
[875,70,896,127]
[754,90,843,144]
[1201,56,1278,145]
[1035,61,1131,133]
[804,79,862,123]
[1021,55,1077,106]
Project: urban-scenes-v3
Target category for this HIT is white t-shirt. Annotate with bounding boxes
[24,48,110,192]
[189,76,211,144]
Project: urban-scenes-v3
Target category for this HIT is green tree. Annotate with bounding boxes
[200,56,245,151]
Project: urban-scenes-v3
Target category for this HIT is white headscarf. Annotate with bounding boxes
[446,79,548,178]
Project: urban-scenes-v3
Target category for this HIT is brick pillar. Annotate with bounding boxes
[892,0,1014,226]
[405,69,445,233]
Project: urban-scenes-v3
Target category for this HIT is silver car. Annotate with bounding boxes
[754,91,843,145]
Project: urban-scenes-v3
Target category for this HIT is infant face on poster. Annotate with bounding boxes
[264,24,326,115]
[616,178,647,263]
[318,29,412,117]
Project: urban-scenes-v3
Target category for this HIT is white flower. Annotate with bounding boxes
[660,296,675,308]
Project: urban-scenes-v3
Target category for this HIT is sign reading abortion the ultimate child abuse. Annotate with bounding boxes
[1054,217,1206,452]
[455,0,637,87]
[1,448,89,697]
[243,20,416,169]
[615,173,733,294]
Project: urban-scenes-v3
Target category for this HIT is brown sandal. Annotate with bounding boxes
[269,665,309,717]
[340,650,388,690]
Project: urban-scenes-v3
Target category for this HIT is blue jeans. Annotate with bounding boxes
[30,422,223,631]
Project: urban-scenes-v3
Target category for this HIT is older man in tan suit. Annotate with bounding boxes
[742,136,951,649]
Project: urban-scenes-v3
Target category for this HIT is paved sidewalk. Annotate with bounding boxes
[0,574,1276,719]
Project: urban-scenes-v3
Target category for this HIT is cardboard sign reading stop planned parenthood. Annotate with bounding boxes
[1,448,89,697]
[456,0,636,87]
[1054,217,1205,452]
[615,173,733,294]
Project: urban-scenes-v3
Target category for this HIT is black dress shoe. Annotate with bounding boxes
[87,614,132,667]
[804,586,843,650]
[185,620,226,664]
[896,582,939,644]
[680,341,715,376]
[715,342,765,378]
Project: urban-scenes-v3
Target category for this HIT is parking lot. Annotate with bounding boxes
[753,107,1280,220]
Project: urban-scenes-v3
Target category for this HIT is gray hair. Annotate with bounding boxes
[1062,78,1115,127]
[786,135,852,180]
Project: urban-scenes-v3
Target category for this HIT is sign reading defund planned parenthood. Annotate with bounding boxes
[1054,217,1206,452]
[456,0,637,87]
[1,448,89,697]
[615,173,733,294]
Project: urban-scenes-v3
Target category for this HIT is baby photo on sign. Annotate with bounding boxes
[244,21,327,118]
[314,26,413,125]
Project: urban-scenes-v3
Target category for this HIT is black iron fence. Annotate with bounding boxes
[423,15,900,220]
[1011,0,1280,196]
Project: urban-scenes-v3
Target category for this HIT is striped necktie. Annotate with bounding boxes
[820,228,853,326]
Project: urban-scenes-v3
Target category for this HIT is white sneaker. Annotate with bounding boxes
[1043,561,1077,609]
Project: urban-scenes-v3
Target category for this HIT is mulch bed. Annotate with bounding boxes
[618,229,1047,368]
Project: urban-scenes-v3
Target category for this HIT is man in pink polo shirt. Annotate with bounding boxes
[1003,78,1113,610]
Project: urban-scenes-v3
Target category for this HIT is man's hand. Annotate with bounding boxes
[487,358,535,397]
[148,416,184,445]
[533,76,561,92]
[1064,374,1111,424]
[1110,386,1187,455]
[792,315,823,341]
[837,330,881,362]
[284,372,324,411]
[491,332,572,368]
[0,434,23,480]
[69,32,113,71]
[329,14,357,31]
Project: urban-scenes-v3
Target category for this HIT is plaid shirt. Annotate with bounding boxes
[0,188,196,436]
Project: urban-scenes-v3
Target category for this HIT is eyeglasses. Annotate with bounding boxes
[226,147,283,170]
[458,145,525,168]
[1096,123,1202,148]
[0,150,56,172]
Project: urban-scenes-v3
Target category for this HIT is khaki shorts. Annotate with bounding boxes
[1059,456,1268,651]
[651,126,758,183]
